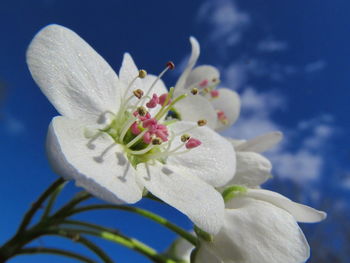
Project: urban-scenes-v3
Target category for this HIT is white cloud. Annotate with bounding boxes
[304,60,327,73]
[0,114,25,135]
[197,0,250,46]
[257,39,288,52]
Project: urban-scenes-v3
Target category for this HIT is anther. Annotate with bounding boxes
[212,78,218,83]
[133,89,144,99]
[185,138,202,149]
[197,119,207,126]
[137,106,147,116]
[191,88,199,95]
[181,134,191,142]
[152,138,162,145]
[159,93,171,106]
[166,61,175,70]
[210,90,219,98]
[146,94,159,108]
[199,79,208,87]
[138,69,147,78]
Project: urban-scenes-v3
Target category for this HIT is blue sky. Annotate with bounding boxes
[0,0,349,262]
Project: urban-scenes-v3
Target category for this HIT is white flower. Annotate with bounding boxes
[173,37,241,131]
[225,131,283,188]
[26,24,236,234]
[172,189,326,263]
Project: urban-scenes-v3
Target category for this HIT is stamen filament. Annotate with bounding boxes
[126,144,155,155]
[119,116,138,142]
[126,129,148,148]
[155,93,187,120]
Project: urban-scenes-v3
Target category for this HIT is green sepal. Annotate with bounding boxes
[222,185,247,202]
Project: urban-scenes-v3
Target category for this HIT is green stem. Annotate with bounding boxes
[52,191,92,218]
[17,247,97,263]
[67,204,197,246]
[52,227,176,263]
[45,229,114,263]
[17,178,65,233]
[41,181,67,219]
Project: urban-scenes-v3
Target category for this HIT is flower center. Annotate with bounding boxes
[85,62,205,167]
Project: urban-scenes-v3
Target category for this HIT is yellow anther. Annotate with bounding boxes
[197,119,207,126]
[137,106,147,116]
[181,134,191,142]
[152,138,162,145]
[191,88,199,95]
[133,89,144,99]
[138,69,147,78]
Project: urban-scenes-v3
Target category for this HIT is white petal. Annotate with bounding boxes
[167,121,236,187]
[47,116,143,204]
[27,24,121,121]
[173,95,217,130]
[245,189,327,223]
[235,131,283,153]
[224,152,272,188]
[170,237,194,262]
[175,37,200,92]
[137,162,225,234]
[214,197,310,263]
[119,52,143,94]
[184,65,220,89]
[211,88,240,131]
[195,242,222,263]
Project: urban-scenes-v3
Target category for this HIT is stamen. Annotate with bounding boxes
[181,134,191,142]
[119,116,138,142]
[191,88,199,95]
[127,144,155,155]
[142,62,175,103]
[185,138,202,149]
[93,143,117,163]
[133,89,144,99]
[152,138,162,145]
[159,93,171,106]
[126,129,149,148]
[146,94,159,108]
[199,79,208,87]
[210,90,219,98]
[130,122,141,135]
[217,110,228,125]
[138,69,147,78]
[197,119,207,126]
[137,106,147,116]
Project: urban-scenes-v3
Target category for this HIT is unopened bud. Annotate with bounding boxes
[181,134,191,142]
[138,69,147,78]
[137,106,147,116]
[133,89,144,99]
[197,119,207,126]
[191,88,199,95]
[152,138,162,145]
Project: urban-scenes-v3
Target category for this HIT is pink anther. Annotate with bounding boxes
[159,93,171,106]
[146,94,159,108]
[143,132,152,144]
[185,138,202,149]
[210,90,219,98]
[199,79,208,87]
[217,110,227,121]
[131,122,141,135]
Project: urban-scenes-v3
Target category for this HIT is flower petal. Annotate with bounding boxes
[47,116,143,204]
[119,52,143,94]
[27,24,122,121]
[245,189,327,223]
[173,95,218,130]
[167,121,235,187]
[224,152,272,188]
[195,242,222,263]
[235,131,283,153]
[184,65,220,90]
[214,197,310,263]
[175,37,200,93]
[137,162,225,234]
[169,237,194,262]
[211,88,241,131]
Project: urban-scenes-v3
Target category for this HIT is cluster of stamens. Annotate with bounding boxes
[85,61,206,166]
[189,77,229,125]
